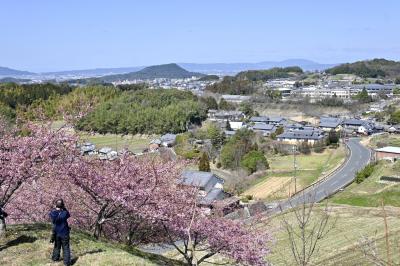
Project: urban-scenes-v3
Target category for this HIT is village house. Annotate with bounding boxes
[229,121,245,131]
[98,147,118,160]
[251,123,276,136]
[250,116,269,124]
[353,84,395,98]
[387,125,400,134]
[318,117,343,132]
[342,118,375,135]
[180,170,232,209]
[375,146,400,161]
[160,133,177,147]
[208,110,245,122]
[211,196,241,216]
[276,126,325,146]
[80,142,96,155]
[221,94,251,103]
[268,116,286,126]
[249,116,286,126]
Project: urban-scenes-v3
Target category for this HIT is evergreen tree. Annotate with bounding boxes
[225,120,232,131]
[327,130,339,145]
[199,152,211,172]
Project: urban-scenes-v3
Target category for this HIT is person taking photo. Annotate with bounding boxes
[49,199,71,266]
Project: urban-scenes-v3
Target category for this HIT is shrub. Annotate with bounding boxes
[240,150,269,174]
[240,195,254,203]
[355,163,376,184]
[298,142,311,155]
[313,144,325,153]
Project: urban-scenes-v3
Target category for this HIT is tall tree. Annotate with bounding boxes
[198,152,211,172]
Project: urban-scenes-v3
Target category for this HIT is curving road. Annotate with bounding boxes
[267,138,372,213]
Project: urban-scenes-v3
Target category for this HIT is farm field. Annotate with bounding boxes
[331,160,400,207]
[243,146,346,200]
[266,204,400,265]
[50,120,153,153]
[79,132,153,153]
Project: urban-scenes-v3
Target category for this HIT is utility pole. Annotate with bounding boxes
[293,145,297,194]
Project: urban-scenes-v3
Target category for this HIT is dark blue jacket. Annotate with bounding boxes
[49,209,70,237]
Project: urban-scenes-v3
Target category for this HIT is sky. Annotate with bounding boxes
[1,0,400,72]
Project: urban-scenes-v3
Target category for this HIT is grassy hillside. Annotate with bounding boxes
[331,160,400,207]
[267,205,400,265]
[368,133,400,149]
[0,224,181,266]
[326,58,400,78]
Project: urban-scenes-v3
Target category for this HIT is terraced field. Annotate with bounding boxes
[267,205,400,265]
[243,146,346,200]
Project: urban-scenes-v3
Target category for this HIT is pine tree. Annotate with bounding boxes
[199,152,211,172]
[225,120,232,131]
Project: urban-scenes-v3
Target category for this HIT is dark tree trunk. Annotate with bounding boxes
[0,218,6,238]
[93,222,103,239]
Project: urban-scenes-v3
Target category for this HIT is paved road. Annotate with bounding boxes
[267,138,372,213]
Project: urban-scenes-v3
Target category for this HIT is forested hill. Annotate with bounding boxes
[206,66,303,95]
[90,63,205,82]
[325,58,400,78]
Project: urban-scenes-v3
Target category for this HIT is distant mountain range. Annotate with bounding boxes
[180,59,337,74]
[43,67,144,77]
[0,66,34,77]
[0,59,338,80]
[0,77,32,83]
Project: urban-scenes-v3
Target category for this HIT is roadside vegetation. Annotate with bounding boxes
[332,160,400,207]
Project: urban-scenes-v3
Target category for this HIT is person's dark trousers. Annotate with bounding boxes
[52,235,71,266]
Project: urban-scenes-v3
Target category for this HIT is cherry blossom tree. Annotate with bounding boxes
[161,200,272,266]
[0,119,76,235]
[59,153,186,239]
[2,117,273,265]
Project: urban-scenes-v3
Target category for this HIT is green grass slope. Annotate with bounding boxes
[267,205,400,265]
[0,224,181,266]
[331,160,400,207]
